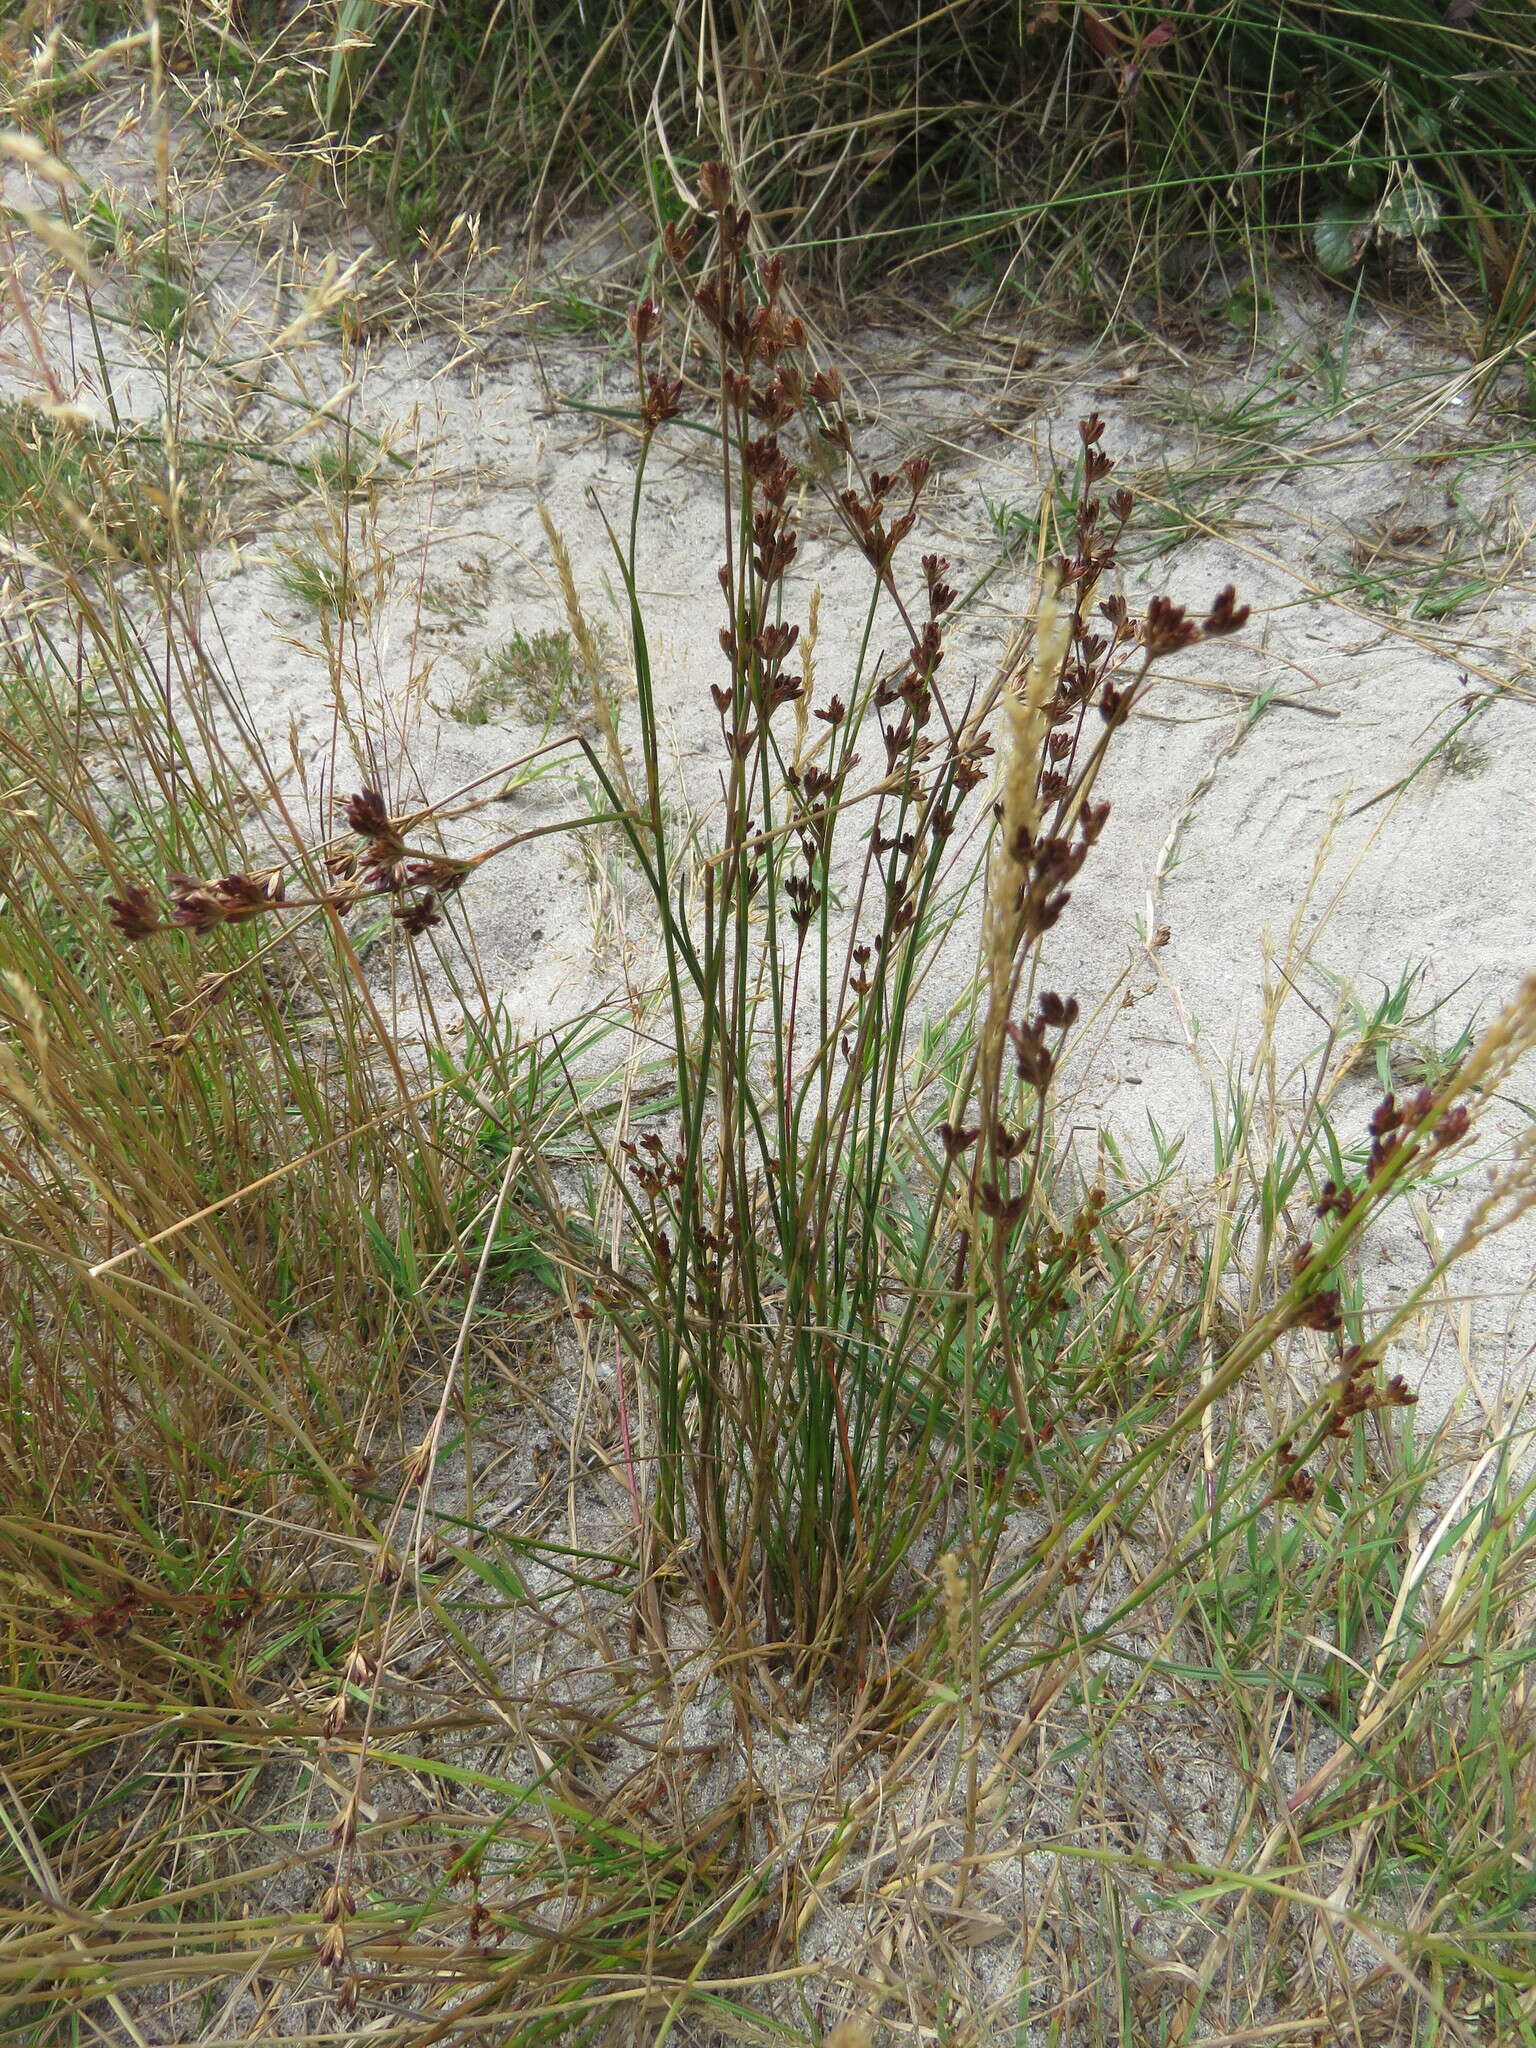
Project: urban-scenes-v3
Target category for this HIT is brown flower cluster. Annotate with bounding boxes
[105,788,473,952]
[1272,1079,1478,1500]
[976,412,1252,1157]
[107,868,286,939]
[640,163,1003,998]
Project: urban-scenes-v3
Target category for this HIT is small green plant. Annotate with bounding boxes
[0,401,201,564]
[278,546,362,618]
[987,455,1086,561]
[81,189,196,342]
[459,625,588,726]
[1334,513,1502,621]
[419,553,493,630]
[1316,959,1481,1095]
[297,436,390,498]
[1442,731,1491,778]
[1219,280,1277,326]
[990,455,1250,566]
[536,287,624,336]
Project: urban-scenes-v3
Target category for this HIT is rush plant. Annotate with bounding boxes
[568,169,1267,1667]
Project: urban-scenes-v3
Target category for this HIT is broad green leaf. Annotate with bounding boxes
[1313,204,1371,274]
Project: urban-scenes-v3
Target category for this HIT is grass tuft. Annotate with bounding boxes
[104,0,1536,331]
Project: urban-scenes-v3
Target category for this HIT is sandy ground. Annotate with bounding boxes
[4,107,1534,1439]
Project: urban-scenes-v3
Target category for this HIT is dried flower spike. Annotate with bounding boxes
[341,1646,373,1689]
[627,296,660,345]
[1202,585,1250,637]
[697,160,732,211]
[105,884,163,941]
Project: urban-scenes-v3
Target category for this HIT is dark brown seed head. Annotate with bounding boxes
[407,856,471,896]
[105,884,163,941]
[1141,596,1200,659]
[757,622,799,664]
[698,161,732,212]
[1201,585,1250,638]
[1433,1105,1470,1148]
[320,1882,355,1924]
[346,787,393,841]
[642,375,683,431]
[316,1923,348,1972]
[394,893,441,936]
[167,873,276,934]
[662,217,698,264]
[939,1122,980,1158]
